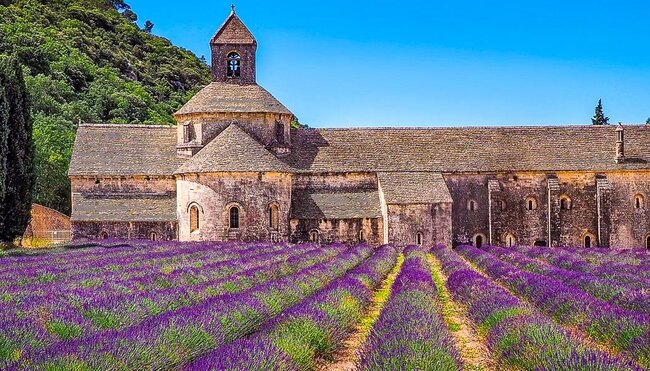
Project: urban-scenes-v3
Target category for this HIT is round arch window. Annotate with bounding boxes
[227,52,241,77]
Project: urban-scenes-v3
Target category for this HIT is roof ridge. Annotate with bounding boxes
[304,124,647,131]
[211,9,256,45]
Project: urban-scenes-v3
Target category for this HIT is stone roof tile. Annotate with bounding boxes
[211,11,256,45]
[68,124,184,176]
[175,124,291,174]
[378,172,452,204]
[71,194,176,222]
[291,189,382,219]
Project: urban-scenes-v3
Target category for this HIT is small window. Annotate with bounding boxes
[271,232,280,243]
[359,230,365,242]
[227,52,241,77]
[99,231,108,240]
[150,232,157,241]
[505,233,516,247]
[467,200,477,211]
[275,121,284,143]
[494,200,506,213]
[229,206,240,229]
[525,196,538,211]
[309,230,320,243]
[584,235,592,248]
[646,235,650,250]
[415,232,423,246]
[189,205,200,233]
[634,194,645,209]
[269,204,279,230]
[560,196,572,210]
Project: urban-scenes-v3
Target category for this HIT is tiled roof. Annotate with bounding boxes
[286,125,650,173]
[211,10,256,45]
[68,124,184,176]
[291,189,383,219]
[175,124,291,174]
[174,82,292,116]
[378,172,453,204]
[71,194,176,222]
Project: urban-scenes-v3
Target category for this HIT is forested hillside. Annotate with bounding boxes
[0,0,211,214]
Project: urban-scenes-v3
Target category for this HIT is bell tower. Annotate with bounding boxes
[210,5,257,85]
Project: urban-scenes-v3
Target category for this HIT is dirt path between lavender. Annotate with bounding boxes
[319,254,404,371]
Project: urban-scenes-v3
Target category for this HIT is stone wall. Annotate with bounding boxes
[72,221,176,240]
[176,172,292,242]
[289,218,383,245]
[71,176,176,194]
[211,42,256,84]
[607,171,650,248]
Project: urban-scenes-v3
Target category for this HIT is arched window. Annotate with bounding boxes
[505,233,516,247]
[150,232,157,241]
[229,206,240,229]
[359,230,365,242]
[525,196,538,211]
[467,200,477,211]
[269,204,279,230]
[415,232,423,246]
[634,194,645,209]
[227,52,241,77]
[99,231,108,240]
[560,196,572,210]
[189,205,200,233]
[275,121,285,143]
[584,235,592,248]
[646,235,650,250]
[309,229,320,243]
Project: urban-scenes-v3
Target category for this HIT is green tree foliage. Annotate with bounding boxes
[0,0,211,214]
[591,98,610,125]
[0,76,8,206]
[0,55,35,243]
[143,20,154,33]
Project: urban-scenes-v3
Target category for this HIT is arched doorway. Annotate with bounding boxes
[646,235,650,250]
[475,234,483,248]
[584,235,592,248]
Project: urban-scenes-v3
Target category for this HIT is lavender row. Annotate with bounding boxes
[484,246,650,315]
[431,245,639,370]
[458,245,650,369]
[188,244,399,370]
[0,243,321,358]
[358,245,462,370]
[516,246,650,287]
[16,244,373,370]
[0,241,269,289]
[2,243,341,366]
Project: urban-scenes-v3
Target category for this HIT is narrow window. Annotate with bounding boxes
[415,232,423,246]
[584,235,592,248]
[646,235,650,250]
[275,121,284,143]
[475,235,483,248]
[505,234,516,247]
[468,200,477,211]
[229,206,240,229]
[359,230,365,242]
[227,52,241,77]
[269,204,279,230]
[560,196,572,210]
[525,197,538,211]
[190,205,200,233]
[309,230,319,243]
[150,232,157,241]
[634,194,645,209]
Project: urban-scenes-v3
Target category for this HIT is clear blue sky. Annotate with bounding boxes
[129,0,650,128]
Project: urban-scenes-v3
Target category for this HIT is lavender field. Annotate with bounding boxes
[0,240,648,370]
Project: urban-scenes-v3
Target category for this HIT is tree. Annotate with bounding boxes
[144,20,154,33]
[122,10,138,22]
[592,99,610,125]
[0,78,8,215]
[646,117,650,125]
[0,56,35,244]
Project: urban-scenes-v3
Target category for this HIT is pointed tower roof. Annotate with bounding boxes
[175,124,292,174]
[211,6,256,45]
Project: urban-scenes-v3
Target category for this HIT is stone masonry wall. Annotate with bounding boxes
[72,221,176,240]
[606,171,650,248]
[289,218,383,245]
[177,172,292,242]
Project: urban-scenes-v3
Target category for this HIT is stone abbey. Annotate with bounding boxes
[69,9,650,249]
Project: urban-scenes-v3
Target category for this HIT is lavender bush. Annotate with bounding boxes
[188,244,399,370]
[431,245,640,370]
[358,245,462,370]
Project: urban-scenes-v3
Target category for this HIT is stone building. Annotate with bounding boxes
[69,9,650,249]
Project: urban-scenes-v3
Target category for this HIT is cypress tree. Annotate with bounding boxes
[0,56,34,244]
[0,77,8,214]
[592,99,610,125]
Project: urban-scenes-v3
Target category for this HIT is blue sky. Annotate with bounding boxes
[128,0,650,128]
